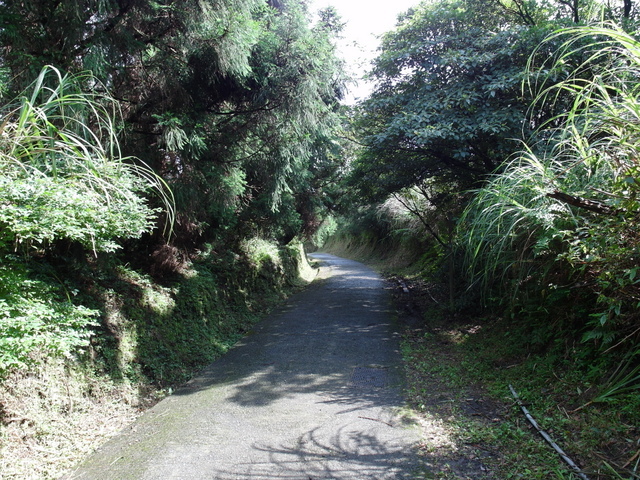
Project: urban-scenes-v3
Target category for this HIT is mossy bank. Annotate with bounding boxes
[0,240,315,480]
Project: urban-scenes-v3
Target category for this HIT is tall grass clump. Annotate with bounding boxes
[459,149,582,301]
[460,23,640,353]
[0,65,174,253]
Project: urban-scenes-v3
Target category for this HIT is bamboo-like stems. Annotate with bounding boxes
[509,385,590,480]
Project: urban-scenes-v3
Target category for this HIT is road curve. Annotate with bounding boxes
[65,253,422,480]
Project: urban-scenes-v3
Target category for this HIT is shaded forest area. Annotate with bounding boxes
[1,0,640,478]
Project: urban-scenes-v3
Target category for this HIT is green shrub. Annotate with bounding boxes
[0,65,174,374]
[0,66,173,253]
[0,256,98,374]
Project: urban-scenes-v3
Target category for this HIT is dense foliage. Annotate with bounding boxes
[349,0,556,203]
[0,0,346,375]
[333,4,640,477]
[0,0,346,250]
[0,66,170,253]
[0,66,172,371]
[344,0,640,359]
[461,23,640,351]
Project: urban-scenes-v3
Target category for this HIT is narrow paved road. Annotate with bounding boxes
[65,254,422,479]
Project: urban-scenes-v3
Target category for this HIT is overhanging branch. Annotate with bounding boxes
[392,192,447,248]
[547,190,618,216]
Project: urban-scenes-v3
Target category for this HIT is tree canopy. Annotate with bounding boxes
[348,0,637,204]
[0,0,348,251]
[0,0,348,373]
[348,0,545,201]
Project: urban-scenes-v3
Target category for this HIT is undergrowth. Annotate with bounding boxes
[326,227,640,480]
[402,328,575,480]
[456,316,640,479]
[398,292,640,480]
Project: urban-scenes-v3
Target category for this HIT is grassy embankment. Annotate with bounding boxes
[0,240,315,480]
[323,230,639,480]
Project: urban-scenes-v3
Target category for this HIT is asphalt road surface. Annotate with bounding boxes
[65,253,423,480]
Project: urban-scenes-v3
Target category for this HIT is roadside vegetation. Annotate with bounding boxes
[324,1,640,478]
[0,240,314,479]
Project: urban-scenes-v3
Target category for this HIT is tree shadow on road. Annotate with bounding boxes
[209,425,427,480]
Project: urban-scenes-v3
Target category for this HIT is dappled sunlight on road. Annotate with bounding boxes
[65,254,427,479]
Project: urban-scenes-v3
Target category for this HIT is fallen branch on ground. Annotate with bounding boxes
[358,416,394,427]
[509,384,590,480]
